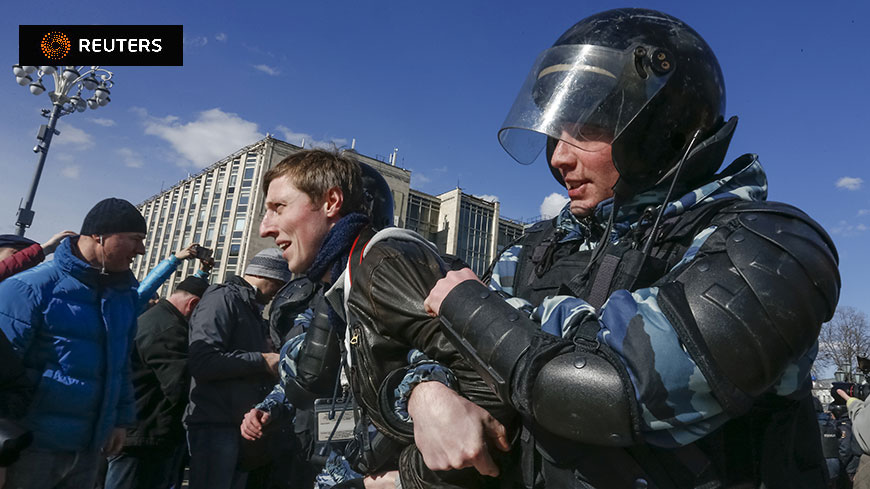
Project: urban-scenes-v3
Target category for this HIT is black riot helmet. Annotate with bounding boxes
[499,8,727,199]
[342,152,395,230]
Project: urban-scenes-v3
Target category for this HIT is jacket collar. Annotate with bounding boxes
[154,297,189,323]
[55,236,138,289]
[553,153,768,244]
[227,274,261,309]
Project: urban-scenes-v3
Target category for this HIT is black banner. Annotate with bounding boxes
[19,25,183,66]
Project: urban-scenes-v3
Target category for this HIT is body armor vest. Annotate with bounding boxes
[510,198,830,489]
[511,198,736,309]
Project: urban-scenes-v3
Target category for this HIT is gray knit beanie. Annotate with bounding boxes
[244,248,291,283]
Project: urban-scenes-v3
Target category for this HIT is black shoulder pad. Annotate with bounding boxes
[727,200,839,264]
[269,277,317,335]
[658,203,840,415]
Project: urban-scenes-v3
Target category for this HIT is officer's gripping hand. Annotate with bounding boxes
[424,268,482,317]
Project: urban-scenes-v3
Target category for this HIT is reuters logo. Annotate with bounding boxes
[41,31,70,60]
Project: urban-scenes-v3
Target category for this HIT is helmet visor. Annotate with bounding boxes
[498,44,672,164]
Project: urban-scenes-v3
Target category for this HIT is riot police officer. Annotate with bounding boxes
[417,8,841,488]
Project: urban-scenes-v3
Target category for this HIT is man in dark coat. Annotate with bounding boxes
[183,248,290,489]
[104,276,209,489]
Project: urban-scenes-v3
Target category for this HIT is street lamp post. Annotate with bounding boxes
[11,65,113,236]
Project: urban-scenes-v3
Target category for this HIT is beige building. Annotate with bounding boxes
[406,188,525,276]
[134,137,411,295]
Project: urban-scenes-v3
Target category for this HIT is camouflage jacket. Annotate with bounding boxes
[490,155,818,447]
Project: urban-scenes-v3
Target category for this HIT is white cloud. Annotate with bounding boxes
[540,192,569,219]
[141,108,263,168]
[184,36,208,48]
[53,121,93,149]
[858,209,870,216]
[118,147,144,168]
[836,177,863,191]
[61,165,81,179]
[90,118,115,127]
[411,172,431,185]
[475,194,499,203]
[831,220,869,236]
[253,64,280,76]
[215,32,227,42]
[275,125,346,149]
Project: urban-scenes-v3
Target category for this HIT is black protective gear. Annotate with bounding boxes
[438,279,637,447]
[344,155,395,230]
[657,201,840,416]
[500,8,727,198]
[438,199,839,448]
[282,293,342,410]
[269,277,317,347]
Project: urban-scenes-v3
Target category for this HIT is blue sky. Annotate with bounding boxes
[1,0,868,313]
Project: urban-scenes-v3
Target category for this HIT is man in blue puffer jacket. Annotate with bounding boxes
[0,197,147,489]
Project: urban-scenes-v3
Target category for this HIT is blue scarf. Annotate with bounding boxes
[305,212,370,285]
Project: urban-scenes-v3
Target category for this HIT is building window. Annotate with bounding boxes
[406,194,440,243]
[457,200,493,276]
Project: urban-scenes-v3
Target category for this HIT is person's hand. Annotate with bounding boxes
[102,427,126,456]
[262,352,280,376]
[363,470,399,489]
[41,230,76,254]
[240,408,271,441]
[408,381,510,477]
[199,256,215,273]
[175,243,199,261]
[424,268,482,317]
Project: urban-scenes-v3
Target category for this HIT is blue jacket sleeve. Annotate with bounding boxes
[489,244,522,297]
[0,276,42,358]
[137,256,180,310]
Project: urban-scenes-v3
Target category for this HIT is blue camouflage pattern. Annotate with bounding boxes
[394,349,459,422]
[490,156,818,447]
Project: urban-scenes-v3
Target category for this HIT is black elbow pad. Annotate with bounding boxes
[526,342,637,446]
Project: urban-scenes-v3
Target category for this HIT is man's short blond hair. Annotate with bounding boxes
[263,149,365,215]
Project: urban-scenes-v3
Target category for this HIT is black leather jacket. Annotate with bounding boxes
[344,235,516,488]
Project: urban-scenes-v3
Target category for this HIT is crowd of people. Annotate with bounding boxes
[0,7,845,489]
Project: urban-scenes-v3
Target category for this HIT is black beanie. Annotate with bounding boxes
[175,276,209,298]
[80,198,147,236]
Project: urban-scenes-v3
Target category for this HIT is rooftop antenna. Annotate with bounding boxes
[301,138,305,149]
[351,138,356,150]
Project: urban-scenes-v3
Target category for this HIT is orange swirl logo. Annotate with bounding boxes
[41,31,70,60]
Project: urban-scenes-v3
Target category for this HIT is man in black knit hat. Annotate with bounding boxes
[0,197,147,489]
